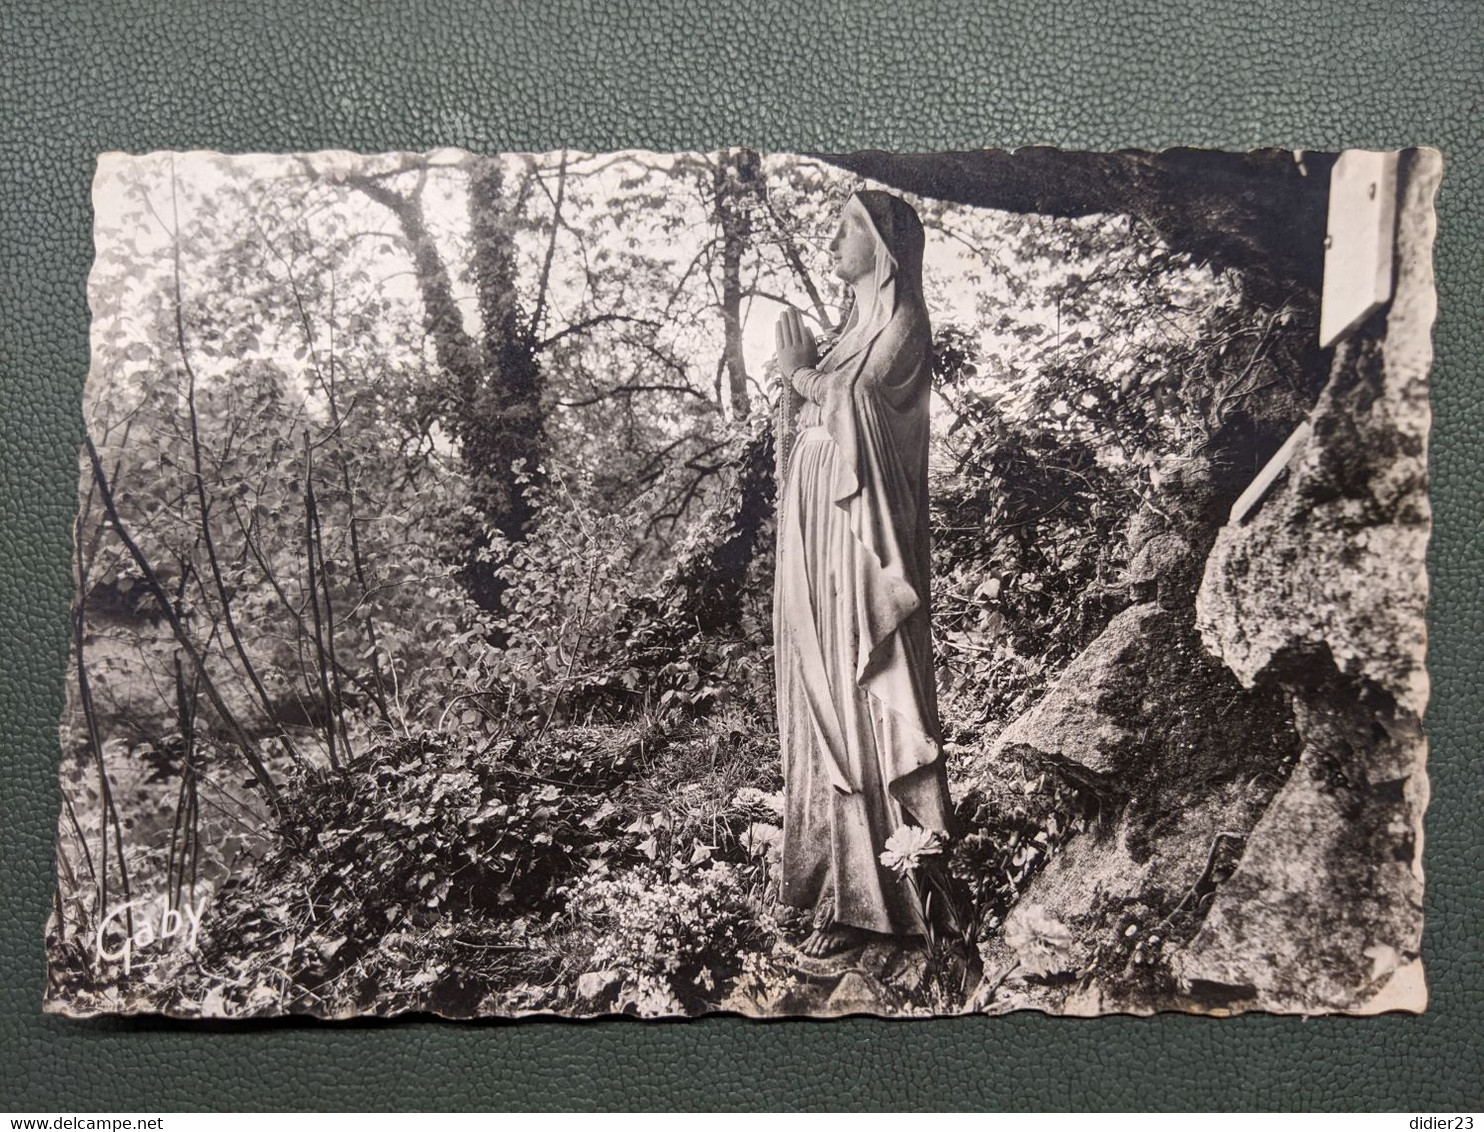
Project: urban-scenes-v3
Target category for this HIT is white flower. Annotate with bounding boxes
[879,824,945,875]
[1003,907,1076,978]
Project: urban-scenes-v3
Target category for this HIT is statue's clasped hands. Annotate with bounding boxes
[774,309,819,379]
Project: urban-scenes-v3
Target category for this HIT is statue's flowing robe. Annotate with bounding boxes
[774,298,953,936]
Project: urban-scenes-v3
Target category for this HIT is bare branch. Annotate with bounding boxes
[84,432,281,807]
[536,313,661,352]
[529,150,568,339]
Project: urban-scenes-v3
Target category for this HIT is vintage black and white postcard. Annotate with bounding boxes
[48,146,1437,1019]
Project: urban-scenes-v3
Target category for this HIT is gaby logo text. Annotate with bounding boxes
[94,895,208,974]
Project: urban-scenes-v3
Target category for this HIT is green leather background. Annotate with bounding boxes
[3,0,1480,1112]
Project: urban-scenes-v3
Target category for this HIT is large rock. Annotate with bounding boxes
[992,602,1295,799]
[991,603,1164,780]
[983,602,1302,1013]
[1122,453,1230,606]
[1172,697,1427,1013]
[978,152,1438,1017]
[993,770,1291,1014]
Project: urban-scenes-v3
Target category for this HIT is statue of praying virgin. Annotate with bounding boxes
[772,190,953,958]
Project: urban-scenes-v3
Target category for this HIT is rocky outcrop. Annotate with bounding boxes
[992,602,1297,800]
[1178,149,1438,1014]
[1196,155,1436,719]
[1171,694,1427,1012]
[990,603,1165,781]
[982,603,1300,1013]
[1122,454,1221,607]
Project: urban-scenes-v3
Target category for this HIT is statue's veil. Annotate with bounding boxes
[775,191,927,499]
[821,190,926,377]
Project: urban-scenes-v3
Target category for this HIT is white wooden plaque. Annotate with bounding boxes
[1319,150,1400,348]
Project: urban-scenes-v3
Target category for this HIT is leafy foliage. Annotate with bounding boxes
[173,726,645,1016]
[565,862,769,1015]
[949,771,1099,936]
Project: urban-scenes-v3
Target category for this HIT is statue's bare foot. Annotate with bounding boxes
[798,924,867,958]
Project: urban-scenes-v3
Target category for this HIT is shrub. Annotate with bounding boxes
[566,861,767,1015]
[464,422,778,733]
[175,724,649,1017]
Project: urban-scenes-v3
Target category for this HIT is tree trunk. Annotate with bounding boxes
[462,157,545,614]
[713,149,761,420]
[347,157,545,615]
